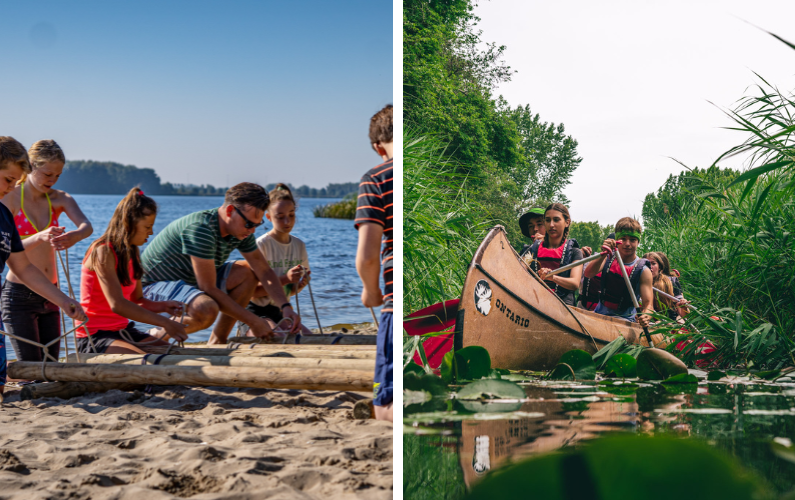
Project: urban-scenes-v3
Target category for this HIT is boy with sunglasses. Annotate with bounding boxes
[141,182,301,343]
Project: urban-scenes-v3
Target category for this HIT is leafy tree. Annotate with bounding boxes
[569,221,614,251]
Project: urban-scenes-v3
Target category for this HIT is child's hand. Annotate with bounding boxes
[162,320,188,342]
[50,229,81,251]
[538,267,553,281]
[638,312,651,329]
[286,265,303,284]
[601,238,616,254]
[162,301,185,318]
[361,288,383,308]
[582,246,593,258]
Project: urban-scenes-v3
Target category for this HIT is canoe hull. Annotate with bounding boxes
[456,227,665,371]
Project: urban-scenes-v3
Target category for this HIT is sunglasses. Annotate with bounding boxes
[233,205,264,229]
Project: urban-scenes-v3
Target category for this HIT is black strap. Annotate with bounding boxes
[331,335,343,345]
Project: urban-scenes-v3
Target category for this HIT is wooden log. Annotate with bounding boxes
[20,381,141,401]
[68,353,375,371]
[9,362,373,392]
[219,340,377,349]
[353,399,375,419]
[144,346,376,359]
[226,334,377,345]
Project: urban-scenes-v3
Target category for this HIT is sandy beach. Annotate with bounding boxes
[0,324,392,500]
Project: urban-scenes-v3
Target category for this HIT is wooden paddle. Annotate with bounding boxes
[653,287,699,314]
[543,251,606,277]
[613,250,654,346]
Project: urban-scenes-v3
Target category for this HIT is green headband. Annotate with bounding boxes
[615,231,641,242]
[528,207,545,216]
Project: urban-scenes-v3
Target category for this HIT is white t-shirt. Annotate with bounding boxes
[251,232,310,307]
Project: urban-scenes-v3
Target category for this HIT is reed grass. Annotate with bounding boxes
[312,196,356,219]
[643,76,795,368]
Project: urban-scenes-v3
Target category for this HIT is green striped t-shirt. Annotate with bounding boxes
[141,208,257,286]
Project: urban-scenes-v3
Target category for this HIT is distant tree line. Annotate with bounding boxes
[57,161,356,198]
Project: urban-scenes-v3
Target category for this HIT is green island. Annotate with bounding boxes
[58,160,357,198]
[403,1,795,499]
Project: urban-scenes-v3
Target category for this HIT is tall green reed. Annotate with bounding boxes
[644,76,795,368]
[404,129,492,314]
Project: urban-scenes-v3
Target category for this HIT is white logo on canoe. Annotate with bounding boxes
[474,280,492,316]
[472,435,490,475]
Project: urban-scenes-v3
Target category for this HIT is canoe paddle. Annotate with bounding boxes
[543,251,607,277]
[613,250,655,347]
[653,287,699,314]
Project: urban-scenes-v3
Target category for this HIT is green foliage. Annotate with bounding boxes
[465,435,772,500]
[603,353,637,378]
[569,221,613,250]
[312,198,356,219]
[548,349,596,380]
[404,434,467,500]
[403,0,583,258]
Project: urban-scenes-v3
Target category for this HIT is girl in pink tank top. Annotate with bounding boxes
[78,188,187,354]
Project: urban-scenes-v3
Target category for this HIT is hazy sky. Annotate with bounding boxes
[474,0,795,225]
[1,1,393,189]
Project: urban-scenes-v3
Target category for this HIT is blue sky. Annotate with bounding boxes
[1,1,393,189]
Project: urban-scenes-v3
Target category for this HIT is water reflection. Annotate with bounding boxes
[405,380,795,498]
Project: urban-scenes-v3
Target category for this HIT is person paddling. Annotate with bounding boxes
[78,188,186,354]
[645,251,689,320]
[530,203,583,306]
[584,217,654,327]
[0,137,87,393]
[1,140,93,363]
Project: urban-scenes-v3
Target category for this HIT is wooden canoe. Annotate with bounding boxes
[455,226,666,370]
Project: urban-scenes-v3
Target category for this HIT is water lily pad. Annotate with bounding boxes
[549,350,596,380]
[404,371,447,396]
[404,362,425,376]
[456,399,524,414]
[456,346,492,380]
[708,370,727,381]
[661,373,698,384]
[440,350,456,383]
[637,348,688,380]
[457,379,525,400]
[771,438,795,464]
[604,354,637,378]
[465,435,769,500]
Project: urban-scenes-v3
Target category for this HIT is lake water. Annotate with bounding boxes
[4,194,377,360]
[404,376,795,498]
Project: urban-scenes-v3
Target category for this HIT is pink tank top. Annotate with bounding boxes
[79,243,137,336]
[15,182,60,239]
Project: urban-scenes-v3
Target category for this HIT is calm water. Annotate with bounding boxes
[4,194,375,360]
[404,376,795,498]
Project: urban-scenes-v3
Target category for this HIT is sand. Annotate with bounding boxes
[0,383,392,499]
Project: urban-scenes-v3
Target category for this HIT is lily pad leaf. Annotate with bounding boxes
[707,370,727,381]
[456,379,525,400]
[548,363,575,380]
[549,349,596,380]
[403,371,447,397]
[456,346,492,380]
[440,350,456,384]
[754,369,781,380]
[404,362,424,376]
[604,354,637,378]
[661,373,698,384]
[771,438,795,465]
[637,348,688,380]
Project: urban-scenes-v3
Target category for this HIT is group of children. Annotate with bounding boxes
[519,203,689,328]
[0,105,394,423]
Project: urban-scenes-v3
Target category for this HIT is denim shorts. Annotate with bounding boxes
[373,312,393,407]
[142,262,234,305]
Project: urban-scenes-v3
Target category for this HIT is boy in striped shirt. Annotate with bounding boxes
[355,104,393,422]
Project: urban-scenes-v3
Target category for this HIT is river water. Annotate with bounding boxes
[4,194,376,360]
[404,376,795,498]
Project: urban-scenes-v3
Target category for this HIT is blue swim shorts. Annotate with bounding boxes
[142,262,234,305]
[373,312,393,407]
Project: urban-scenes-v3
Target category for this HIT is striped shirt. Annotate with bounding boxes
[354,159,393,312]
[141,208,257,286]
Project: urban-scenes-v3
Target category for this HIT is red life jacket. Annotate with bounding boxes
[580,273,602,311]
[599,254,650,311]
[530,238,579,304]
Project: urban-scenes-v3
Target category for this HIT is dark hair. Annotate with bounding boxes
[369,104,393,145]
[543,203,571,247]
[89,187,157,286]
[0,136,31,173]
[224,182,269,211]
[268,183,296,208]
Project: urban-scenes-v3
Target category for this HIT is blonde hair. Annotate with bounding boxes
[0,137,32,174]
[268,183,296,209]
[23,139,65,184]
[643,252,675,312]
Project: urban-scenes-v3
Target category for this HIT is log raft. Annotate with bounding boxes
[142,346,376,359]
[226,334,377,345]
[9,362,373,392]
[67,353,375,371]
